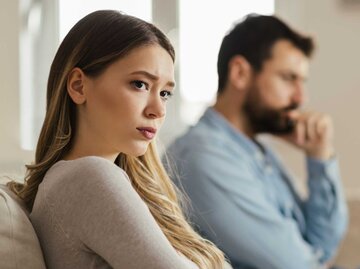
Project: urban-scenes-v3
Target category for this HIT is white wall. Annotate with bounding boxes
[0,0,33,176]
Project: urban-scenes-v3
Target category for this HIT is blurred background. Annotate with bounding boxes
[0,0,359,267]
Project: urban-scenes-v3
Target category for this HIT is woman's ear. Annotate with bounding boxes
[228,55,252,91]
[67,67,87,104]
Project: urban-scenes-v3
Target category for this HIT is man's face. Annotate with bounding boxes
[243,39,310,134]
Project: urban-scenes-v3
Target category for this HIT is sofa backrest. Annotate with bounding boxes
[0,183,46,269]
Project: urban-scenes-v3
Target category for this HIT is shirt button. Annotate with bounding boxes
[265,165,273,174]
[255,152,263,162]
[325,164,336,176]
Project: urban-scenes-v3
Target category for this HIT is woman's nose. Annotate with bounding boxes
[144,94,166,119]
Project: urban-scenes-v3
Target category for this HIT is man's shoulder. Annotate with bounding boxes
[168,121,232,155]
[167,129,255,179]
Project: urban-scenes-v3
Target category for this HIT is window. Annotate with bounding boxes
[179,0,274,124]
[59,0,152,40]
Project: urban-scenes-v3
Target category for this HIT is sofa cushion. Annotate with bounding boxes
[0,183,46,269]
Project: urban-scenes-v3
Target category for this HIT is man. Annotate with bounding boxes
[165,14,348,269]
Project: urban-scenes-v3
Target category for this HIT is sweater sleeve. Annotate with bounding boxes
[44,156,198,269]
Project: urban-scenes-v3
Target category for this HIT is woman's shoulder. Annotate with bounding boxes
[35,156,139,221]
[42,156,131,199]
[53,155,122,170]
[48,156,128,181]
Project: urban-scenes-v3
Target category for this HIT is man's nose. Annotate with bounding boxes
[292,81,306,106]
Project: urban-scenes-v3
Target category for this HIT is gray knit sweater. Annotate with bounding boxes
[30,156,199,269]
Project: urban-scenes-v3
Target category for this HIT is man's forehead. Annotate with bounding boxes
[267,40,310,75]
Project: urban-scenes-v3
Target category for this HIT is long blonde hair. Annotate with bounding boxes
[8,10,226,268]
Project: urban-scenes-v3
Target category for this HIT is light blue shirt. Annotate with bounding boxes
[165,108,348,269]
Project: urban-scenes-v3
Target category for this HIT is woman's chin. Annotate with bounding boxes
[126,145,149,157]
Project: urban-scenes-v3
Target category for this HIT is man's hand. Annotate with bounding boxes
[280,111,335,160]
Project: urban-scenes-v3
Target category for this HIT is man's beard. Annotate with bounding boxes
[243,85,299,135]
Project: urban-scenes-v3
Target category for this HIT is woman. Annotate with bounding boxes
[8,10,228,269]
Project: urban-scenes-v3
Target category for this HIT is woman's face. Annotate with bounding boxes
[77,44,175,158]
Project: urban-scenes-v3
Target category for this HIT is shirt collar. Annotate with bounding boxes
[200,107,264,158]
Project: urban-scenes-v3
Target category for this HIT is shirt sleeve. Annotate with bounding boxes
[304,157,348,262]
[47,157,199,269]
[175,148,328,269]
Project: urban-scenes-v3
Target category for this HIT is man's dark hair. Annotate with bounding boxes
[217,14,314,93]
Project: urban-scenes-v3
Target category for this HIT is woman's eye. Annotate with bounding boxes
[160,90,173,101]
[132,80,148,90]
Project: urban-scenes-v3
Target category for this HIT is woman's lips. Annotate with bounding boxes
[136,127,157,139]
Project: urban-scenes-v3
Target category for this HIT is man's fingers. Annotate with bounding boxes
[315,115,332,139]
[295,119,306,145]
[305,112,322,142]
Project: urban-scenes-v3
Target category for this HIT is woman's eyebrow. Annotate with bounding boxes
[130,70,175,87]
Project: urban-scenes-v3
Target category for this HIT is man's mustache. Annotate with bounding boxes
[283,103,299,112]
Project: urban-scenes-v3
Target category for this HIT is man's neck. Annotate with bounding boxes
[213,94,256,139]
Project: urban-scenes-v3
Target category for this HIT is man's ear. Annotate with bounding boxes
[228,55,252,91]
[67,67,87,104]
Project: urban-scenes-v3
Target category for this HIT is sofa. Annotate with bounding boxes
[0,178,46,269]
